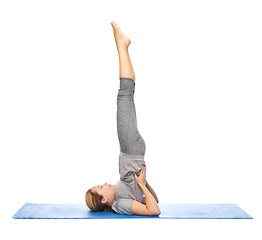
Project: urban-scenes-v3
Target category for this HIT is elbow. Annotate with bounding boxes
[146,206,161,216]
[151,206,161,216]
[153,209,161,216]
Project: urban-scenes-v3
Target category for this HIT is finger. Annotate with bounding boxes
[133,172,137,178]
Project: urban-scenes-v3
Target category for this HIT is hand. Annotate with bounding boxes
[133,165,146,186]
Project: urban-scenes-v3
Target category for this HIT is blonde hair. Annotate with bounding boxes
[85,189,112,212]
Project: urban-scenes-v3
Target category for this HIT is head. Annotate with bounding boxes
[85,183,115,212]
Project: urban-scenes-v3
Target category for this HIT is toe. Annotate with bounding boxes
[111,21,119,29]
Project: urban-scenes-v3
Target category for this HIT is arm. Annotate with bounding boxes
[131,165,161,216]
[142,180,159,204]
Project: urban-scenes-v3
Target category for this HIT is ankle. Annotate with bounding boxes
[117,42,129,50]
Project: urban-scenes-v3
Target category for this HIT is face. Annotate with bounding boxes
[91,183,114,204]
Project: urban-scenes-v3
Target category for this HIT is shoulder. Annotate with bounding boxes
[112,199,134,215]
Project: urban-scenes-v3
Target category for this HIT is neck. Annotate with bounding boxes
[106,185,116,207]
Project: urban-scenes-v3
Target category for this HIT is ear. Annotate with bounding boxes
[101,198,107,204]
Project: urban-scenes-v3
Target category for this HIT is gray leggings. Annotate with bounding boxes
[117,78,146,156]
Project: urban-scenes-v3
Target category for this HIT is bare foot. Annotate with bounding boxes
[110,21,131,48]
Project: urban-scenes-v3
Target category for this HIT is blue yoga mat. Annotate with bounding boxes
[12,203,252,219]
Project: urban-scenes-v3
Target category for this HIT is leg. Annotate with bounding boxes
[110,21,135,81]
[117,78,146,155]
[111,22,146,155]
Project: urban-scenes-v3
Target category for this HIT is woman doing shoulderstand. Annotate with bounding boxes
[85,22,160,216]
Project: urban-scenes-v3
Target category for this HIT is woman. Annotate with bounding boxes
[85,21,161,216]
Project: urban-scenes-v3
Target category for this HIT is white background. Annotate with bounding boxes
[0,0,261,239]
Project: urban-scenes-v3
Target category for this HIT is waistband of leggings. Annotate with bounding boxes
[120,151,145,160]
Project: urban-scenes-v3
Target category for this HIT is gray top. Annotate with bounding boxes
[112,151,146,215]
